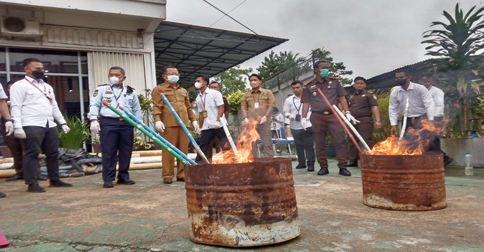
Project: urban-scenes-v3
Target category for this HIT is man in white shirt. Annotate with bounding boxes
[10,58,72,193]
[0,81,14,198]
[419,73,453,166]
[194,75,226,163]
[389,68,438,152]
[284,80,315,171]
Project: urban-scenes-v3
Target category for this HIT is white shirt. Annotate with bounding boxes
[283,94,312,130]
[389,82,435,126]
[196,88,224,131]
[271,112,285,131]
[10,76,66,129]
[428,86,444,117]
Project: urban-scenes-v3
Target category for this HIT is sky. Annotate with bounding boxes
[166,0,483,80]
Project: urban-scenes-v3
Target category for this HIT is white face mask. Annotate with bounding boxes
[109,76,121,85]
[194,82,203,89]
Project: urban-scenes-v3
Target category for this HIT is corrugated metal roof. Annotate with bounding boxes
[153,21,288,87]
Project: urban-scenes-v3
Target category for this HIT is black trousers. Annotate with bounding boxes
[23,126,60,185]
[291,127,315,166]
[196,128,227,163]
[100,117,134,182]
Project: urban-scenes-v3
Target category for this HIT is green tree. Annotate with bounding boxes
[212,66,252,96]
[422,3,484,132]
[256,51,304,80]
[310,48,354,85]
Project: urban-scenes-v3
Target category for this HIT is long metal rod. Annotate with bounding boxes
[102,101,190,166]
[332,105,371,152]
[220,117,239,159]
[119,105,197,165]
[160,93,210,163]
[316,88,363,154]
[400,98,409,140]
[203,0,258,35]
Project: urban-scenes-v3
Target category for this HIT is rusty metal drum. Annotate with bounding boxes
[360,153,446,211]
[184,157,300,247]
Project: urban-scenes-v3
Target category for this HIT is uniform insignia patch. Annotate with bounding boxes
[362,94,365,97]
[93,89,99,97]
[310,85,317,89]
[106,98,112,103]
[105,87,112,94]
[329,81,332,84]
[313,92,317,96]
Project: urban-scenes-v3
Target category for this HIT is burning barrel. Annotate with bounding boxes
[184,157,300,247]
[360,153,446,211]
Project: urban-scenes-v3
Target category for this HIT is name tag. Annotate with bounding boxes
[254,102,259,108]
[202,110,208,118]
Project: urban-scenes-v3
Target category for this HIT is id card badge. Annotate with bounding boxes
[202,110,208,118]
[295,114,301,122]
[254,102,259,108]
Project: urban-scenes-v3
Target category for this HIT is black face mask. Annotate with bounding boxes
[396,79,407,86]
[32,70,45,79]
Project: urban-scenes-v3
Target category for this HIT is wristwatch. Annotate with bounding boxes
[376,120,381,122]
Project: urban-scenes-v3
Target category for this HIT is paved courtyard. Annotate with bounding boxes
[0,159,483,252]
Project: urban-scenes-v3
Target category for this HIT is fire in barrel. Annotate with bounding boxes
[184,119,300,247]
[361,119,447,210]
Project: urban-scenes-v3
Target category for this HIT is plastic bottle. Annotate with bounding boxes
[465,152,473,176]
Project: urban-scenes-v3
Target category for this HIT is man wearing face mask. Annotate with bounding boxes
[151,66,198,184]
[10,58,72,192]
[389,69,435,149]
[194,75,226,162]
[240,74,276,157]
[88,66,142,188]
[301,60,354,176]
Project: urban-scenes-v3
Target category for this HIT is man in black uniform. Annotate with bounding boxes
[301,61,359,176]
[347,77,381,167]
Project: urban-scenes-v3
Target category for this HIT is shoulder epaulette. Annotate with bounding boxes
[303,80,312,86]
[97,84,108,87]
[127,85,135,94]
[329,77,339,80]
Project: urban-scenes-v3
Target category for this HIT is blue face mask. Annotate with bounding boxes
[166,75,179,84]
[320,69,329,78]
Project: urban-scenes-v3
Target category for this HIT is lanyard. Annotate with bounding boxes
[293,96,302,114]
[25,78,52,102]
[200,92,207,110]
[112,85,124,109]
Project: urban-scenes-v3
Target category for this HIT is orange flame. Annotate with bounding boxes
[370,119,449,155]
[212,118,260,164]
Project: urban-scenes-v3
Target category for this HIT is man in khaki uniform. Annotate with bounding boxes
[151,66,198,184]
[240,74,276,158]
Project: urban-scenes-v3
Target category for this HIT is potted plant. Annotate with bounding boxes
[59,115,90,150]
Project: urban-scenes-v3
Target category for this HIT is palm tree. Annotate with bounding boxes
[422,3,484,132]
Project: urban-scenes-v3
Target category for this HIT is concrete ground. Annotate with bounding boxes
[0,159,483,252]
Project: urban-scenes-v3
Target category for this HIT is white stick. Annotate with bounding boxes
[400,98,410,140]
[220,117,239,159]
[332,105,371,152]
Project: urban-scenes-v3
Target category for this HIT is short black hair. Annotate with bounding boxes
[272,107,279,113]
[420,72,434,79]
[395,68,411,77]
[291,80,303,86]
[161,65,176,75]
[249,74,262,81]
[6,80,14,85]
[196,75,209,84]
[313,60,328,69]
[354,76,366,83]
[109,66,125,76]
[210,81,220,88]
[23,58,42,68]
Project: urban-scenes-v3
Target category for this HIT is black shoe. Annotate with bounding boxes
[38,174,47,181]
[103,181,114,188]
[6,174,23,181]
[0,192,5,198]
[347,161,358,167]
[117,179,135,185]
[295,164,307,169]
[163,178,173,184]
[317,167,329,175]
[444,157,454,167]
[339,168,351,176]
[27,183,46,193]
[49,180,73,187]
[307,164,315,172]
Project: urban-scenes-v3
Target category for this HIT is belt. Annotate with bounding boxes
[101,116,124,121]
[312,111,332,115]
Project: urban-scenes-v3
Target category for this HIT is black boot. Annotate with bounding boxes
[317,167,329,175]
[27,183,46,193]
[49,180,73,187]
[339,168,351,176]
[307,163,315,172]
[0,192,5,198]
[347,161,358,167]
[6,174,23,181]
[295,163,307,169]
